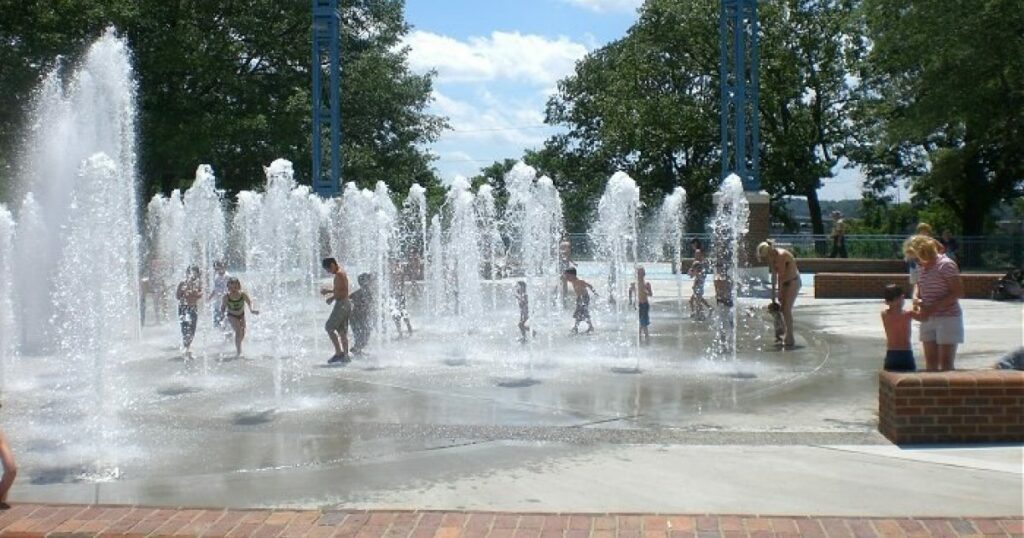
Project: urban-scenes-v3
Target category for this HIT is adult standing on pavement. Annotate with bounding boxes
[941,230,959,264]
[907,222,943,300]
[904,235,964,371]
[757,240,801,348]
[829,210,848,258]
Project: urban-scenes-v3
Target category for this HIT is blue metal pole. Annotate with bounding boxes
[312,0,341,197]
[329,4,341,192]
[719,0,730,182]
[719,0,760,192]
[733,0,747,184]
[311,6,322,195]
[748,0,760,191]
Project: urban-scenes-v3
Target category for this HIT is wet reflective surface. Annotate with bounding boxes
[2,270,891,508]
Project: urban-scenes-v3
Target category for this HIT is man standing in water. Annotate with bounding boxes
[321,257,352,364]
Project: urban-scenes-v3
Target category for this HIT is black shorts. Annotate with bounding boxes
[638,302,650,327]
[884,349,916,372]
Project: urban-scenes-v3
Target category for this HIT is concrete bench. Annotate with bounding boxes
[814,272,1002,299]
[878,370,1024,444]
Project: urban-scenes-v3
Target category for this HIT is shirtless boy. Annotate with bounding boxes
[881,284,921,371]
[175,265,203,357]
[563,267,597,334]
[321,257,352,364]
[636,266,653,343]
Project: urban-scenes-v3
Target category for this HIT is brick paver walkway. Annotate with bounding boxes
[0,505,1019,537]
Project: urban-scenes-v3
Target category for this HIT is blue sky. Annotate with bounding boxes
[402,0,875,200]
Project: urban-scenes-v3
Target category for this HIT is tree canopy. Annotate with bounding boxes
[0,0,445,199]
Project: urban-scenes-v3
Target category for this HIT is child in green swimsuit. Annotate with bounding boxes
[219,277,259,357]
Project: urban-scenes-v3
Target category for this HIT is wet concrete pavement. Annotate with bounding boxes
[4,280,1022,516]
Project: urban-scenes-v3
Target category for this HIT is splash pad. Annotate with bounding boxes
[0,32,828,502]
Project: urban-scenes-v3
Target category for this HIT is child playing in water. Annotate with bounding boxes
[390,261,413,337]
[636,266,653,344]
[687,239,711,320]
[209,261,229,330]
[220,277,259,358]
[349,273,375,354]
[881,283,920,371]
[515,280,530,342]
[563,267,597,334]
[175,265,203,357]
[766,301,785,345]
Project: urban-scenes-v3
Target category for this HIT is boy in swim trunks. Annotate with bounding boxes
[220,276,259,358]
[881,284,921,371]
[321,257,352,364]
[563,267,597,334]
[636,266,653,343]
[175,265,203,357]
[687,239,712,320]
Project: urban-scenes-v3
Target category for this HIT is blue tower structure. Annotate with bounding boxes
[312,0,341,197]
[719,0,761,192]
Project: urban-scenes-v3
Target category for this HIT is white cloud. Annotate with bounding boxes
[404,30,588,86]
[561,0,642,13]
[431,90,553,147]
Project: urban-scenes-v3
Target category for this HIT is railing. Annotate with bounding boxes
[563,232,1023,271]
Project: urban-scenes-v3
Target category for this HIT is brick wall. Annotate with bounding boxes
[879,370,1024,444]
[797,258,907,274]
[745,193,770,268]
[815,273,1002,299]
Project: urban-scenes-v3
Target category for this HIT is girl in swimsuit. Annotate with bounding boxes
[219,277,259,357]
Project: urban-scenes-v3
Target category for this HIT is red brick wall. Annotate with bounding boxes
[815,273,1001,299]
[879,370,1024,444]
[797,258,907,274]
[745,196,770,268]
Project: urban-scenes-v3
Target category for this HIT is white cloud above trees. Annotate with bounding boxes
[403,30,588,85]
[560,0,642,13]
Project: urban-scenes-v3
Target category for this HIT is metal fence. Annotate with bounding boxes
[564,232,1024,271]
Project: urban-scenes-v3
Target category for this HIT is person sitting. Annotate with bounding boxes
[991,269,1023,301]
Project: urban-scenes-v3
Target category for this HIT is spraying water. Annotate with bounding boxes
[656,187,687,313]
[13,29,140,355]
[0,207,16,387]
[592,172,641,312]
[708,174,749,360]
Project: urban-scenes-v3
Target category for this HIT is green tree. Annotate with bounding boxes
[469,158,518,211]
[0,0,138,193]
[758,0,864,236]
[539,0,862,232]
[0,0,445,201]
[543,0,720,229]
[852,0,1024,236]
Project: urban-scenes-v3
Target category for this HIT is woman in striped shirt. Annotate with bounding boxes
[903,235,964,371]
